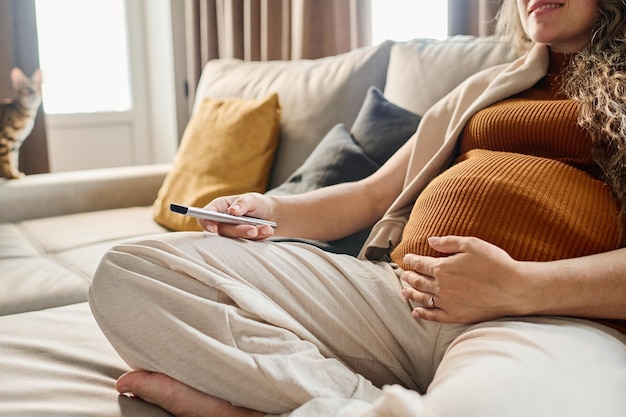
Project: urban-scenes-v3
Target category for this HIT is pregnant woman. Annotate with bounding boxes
[89,1,626,416]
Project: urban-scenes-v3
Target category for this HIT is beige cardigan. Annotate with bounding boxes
[360,43,552,261]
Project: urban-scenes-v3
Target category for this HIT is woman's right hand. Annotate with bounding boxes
[198,192,277,240]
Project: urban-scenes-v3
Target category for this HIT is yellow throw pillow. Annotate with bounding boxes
[153,93,281,231]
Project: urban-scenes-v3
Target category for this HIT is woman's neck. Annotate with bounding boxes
[547,48,573,79]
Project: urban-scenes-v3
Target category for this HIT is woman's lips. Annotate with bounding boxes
[529,2,564,16]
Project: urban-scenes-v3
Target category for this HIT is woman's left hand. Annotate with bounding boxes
[400,236,530,323]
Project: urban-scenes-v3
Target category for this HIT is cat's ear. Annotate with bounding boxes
[10,68,28,90]
[32,68,43,85]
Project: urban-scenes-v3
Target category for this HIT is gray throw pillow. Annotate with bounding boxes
[267,86,421,256]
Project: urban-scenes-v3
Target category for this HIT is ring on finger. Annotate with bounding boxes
[427,294,435,307]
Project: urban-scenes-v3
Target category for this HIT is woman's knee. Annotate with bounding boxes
[89,241,146,322]
[89,233,226,325]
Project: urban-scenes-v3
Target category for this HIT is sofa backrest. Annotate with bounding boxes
[194,41,393,188]
[384,35,519,116]
[194,36,518,188]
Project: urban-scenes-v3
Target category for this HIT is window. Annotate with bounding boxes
[35,0,132,114]
[371,0,448,44]
[32,0,154,172]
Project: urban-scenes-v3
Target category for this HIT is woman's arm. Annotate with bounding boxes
[201,136,415,241]
[401,236,626,323]
[524,246,626,319]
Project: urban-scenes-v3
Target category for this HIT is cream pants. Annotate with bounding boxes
[89,232,626,417]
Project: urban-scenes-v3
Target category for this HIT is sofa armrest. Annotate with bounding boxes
[0,164,170,223]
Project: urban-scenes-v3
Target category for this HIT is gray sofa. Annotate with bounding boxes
[0,36,516,416]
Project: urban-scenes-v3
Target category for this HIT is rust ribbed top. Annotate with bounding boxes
[392,54,625,263]
[392,55,626,332]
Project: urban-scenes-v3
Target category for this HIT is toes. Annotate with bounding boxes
[115,370,236,417]
[116,370,157,401]
[116,370,141,396]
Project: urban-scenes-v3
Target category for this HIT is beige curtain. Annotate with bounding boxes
[448,0,502,37]
[185,0,372,109]
[0,0,48,174]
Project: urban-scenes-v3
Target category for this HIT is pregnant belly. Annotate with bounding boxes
[391,149,624,265]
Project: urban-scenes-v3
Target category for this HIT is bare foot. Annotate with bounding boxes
[116,370,264,417]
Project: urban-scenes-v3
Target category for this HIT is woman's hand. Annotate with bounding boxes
[400,236,530,323]
[199,192,277,240]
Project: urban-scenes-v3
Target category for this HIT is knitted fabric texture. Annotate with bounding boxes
[391,67,625,265]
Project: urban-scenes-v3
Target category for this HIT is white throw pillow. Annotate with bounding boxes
[384,35,519,116]
[194,41,393,188]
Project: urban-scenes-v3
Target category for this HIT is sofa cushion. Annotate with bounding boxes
[195,40,394,188]
[152,94,281,231]
[0,207,165,316]
[384,35,519,116]
[267,86,420,196]
[267,86,421,256]
[0,302,171,416]
[350,86,422,164]
[267,123,375,195]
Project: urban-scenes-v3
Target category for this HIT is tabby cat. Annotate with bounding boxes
[0,68,43,179]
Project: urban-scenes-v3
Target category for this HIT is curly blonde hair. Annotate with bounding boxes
[496,0,626,215]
